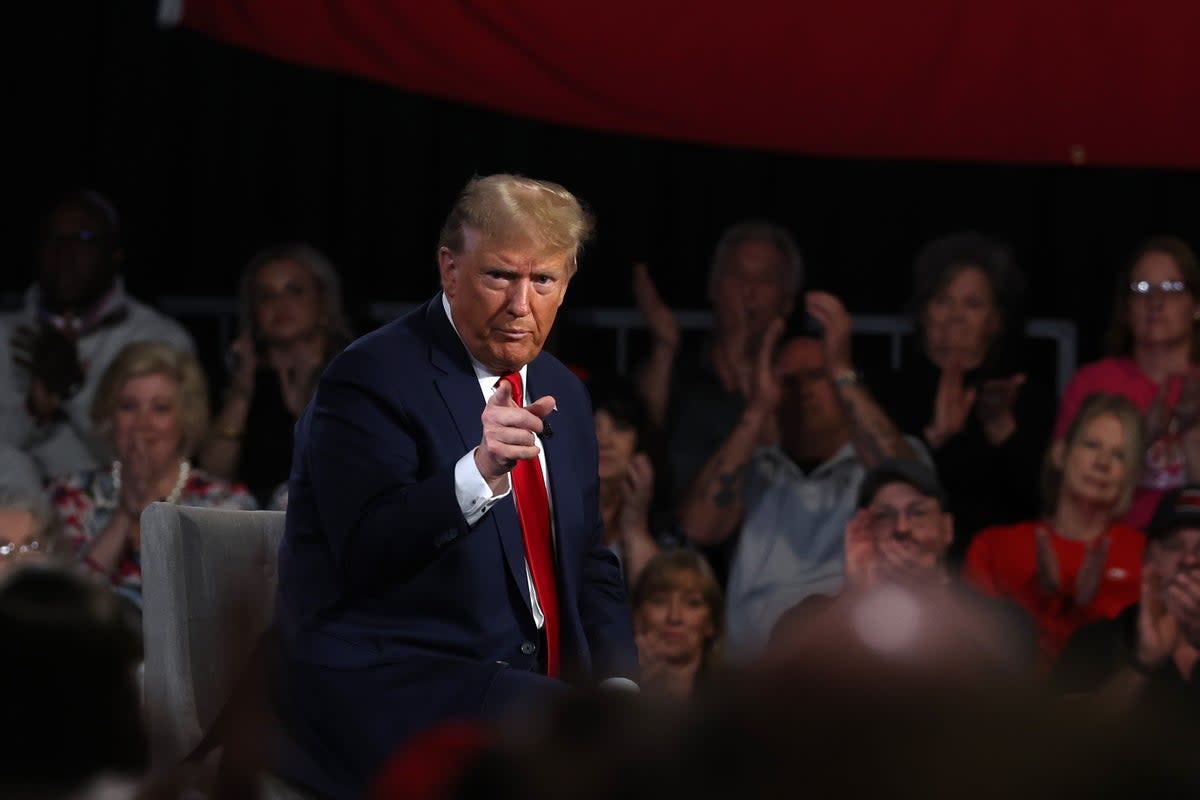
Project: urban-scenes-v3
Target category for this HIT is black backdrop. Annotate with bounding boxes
[16,1,1200,381]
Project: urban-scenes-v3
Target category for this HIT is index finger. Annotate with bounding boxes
[489,379,516,407]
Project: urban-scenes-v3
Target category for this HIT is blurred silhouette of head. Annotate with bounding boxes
[36,189,123,314]
[0,564,145,797]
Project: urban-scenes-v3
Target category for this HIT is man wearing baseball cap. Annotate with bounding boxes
[1054,485,1200,719]
[770,458,1035,668]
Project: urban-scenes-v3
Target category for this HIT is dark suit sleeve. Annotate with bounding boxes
[580,541,639,680]
[304,355,468,592]
[573,391,640,681]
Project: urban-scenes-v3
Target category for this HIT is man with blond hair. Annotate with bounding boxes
[273,174,637,797]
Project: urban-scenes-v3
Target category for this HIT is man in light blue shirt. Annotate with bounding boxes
[681,291,929,658]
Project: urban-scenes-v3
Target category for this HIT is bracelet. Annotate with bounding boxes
[832,368,860,388]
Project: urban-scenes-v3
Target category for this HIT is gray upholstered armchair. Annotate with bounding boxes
[140,502,309,798]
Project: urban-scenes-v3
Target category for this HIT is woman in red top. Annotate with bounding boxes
[964,392,1146,664]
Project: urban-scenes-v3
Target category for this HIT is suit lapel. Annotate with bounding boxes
[427,296,533,615]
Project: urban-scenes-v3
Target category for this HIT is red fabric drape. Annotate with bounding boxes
[176,1,1200,168]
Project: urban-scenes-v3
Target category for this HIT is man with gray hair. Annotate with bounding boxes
[635,220,804,490]
[634,221,804,580]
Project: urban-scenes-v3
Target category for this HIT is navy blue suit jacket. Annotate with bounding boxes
[272,296,637,797]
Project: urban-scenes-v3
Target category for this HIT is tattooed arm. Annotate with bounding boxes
[833,378,916,468]
[680,406,772,546]
[806,291,914,470]
[680,319,785,547]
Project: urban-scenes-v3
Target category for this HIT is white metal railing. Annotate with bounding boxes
[0,293,1075,395]
[152,297,1076,396]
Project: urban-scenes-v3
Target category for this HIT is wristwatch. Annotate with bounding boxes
[832,368,860,388]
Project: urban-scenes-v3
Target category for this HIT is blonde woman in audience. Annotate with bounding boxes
[47,342,255,605]
[631,548,724,697]
[965,393,1147,665]
[199,243,352,506]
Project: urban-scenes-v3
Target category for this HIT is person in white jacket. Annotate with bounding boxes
[0,190,193,481]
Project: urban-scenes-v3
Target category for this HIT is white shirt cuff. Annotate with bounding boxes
[455,448,511,526]
[599,677,640,693]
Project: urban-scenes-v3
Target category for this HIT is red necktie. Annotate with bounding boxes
[500,372,560,677]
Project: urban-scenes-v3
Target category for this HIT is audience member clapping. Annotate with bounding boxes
[47,341,255,606]
[1054,485,1200,725]
[771,459,1036,668]
[877,232,1054,561]
[0,189,194,481]
[199,243,352,506]
[0,487,65,577]
[965,392,1147,664]
[630,548,724,698]
[589,375,669,585]
[1055,236,1200,528]
[632,221,804,503]
[682,295,926,657]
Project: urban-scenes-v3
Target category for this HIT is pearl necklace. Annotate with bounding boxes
[112,459,190,505]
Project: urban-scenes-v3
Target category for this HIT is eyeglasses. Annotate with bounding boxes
[0,539,45,559]
[866,503,939,534]
[1129,280,1188,297]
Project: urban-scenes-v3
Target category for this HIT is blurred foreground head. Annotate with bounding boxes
[447,582,1197,800]
[0,564,145,798]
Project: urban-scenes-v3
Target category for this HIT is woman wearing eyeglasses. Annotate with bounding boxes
[1054,236,1200,529]
[965,393,1147,664]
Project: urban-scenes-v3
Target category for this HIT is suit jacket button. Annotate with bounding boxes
[520,641,537,656]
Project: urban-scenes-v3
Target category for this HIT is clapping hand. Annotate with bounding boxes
[632,263,680,355]
[976,374,1025,445]
[747,318,786,416]
[1163,562,1200,648]
[804,291,853,374]
[844,510,879,589]
[618,453,655,530]
[713,303,754,396]
[115,436,163,536]
[925,361,976,450]
[1134,564,1180,670]
[11,324,85,423]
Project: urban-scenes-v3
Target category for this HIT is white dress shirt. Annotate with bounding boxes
[443,294,554,629]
